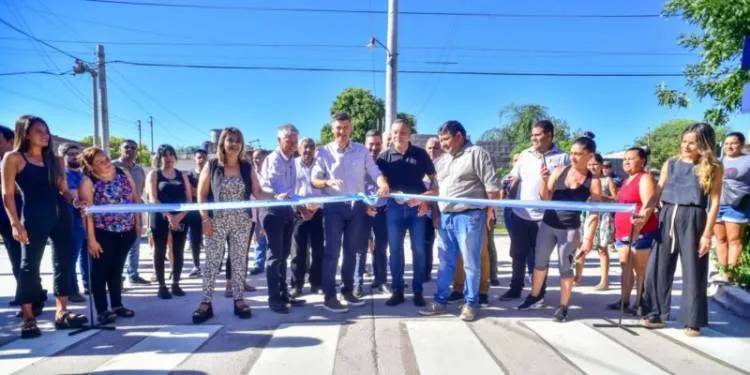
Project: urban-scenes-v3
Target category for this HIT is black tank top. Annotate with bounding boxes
[661,159,708,208]
[156,169,187,204]
[16,153,58,221]
[543,166,592,229]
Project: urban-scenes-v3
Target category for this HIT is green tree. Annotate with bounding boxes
[319,87,417,143]
[632,118,727,170]
[480,103,573,157]
[655,0,750,126]
[80,136,151,165]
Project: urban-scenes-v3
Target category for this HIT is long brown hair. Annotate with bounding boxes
[679,122,721,194]
[13,115,63,186]
[217,127,245,167]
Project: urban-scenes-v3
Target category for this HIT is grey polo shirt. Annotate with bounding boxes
[434,142,500,213]
[113,158,145,199]
[312,141,382,196]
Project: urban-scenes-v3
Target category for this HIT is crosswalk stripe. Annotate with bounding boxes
[247,323,340,375]
[0,324,98,375]
[656,325,750,372]
[92,324,221,374]
[406,320,506,375]
[523,321,669,375]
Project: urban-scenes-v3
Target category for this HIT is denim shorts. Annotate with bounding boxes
[717,204,750,224]
[615,231,656,251]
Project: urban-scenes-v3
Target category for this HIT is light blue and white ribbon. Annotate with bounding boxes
[86,192,635,214]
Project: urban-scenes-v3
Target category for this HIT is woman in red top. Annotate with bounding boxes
[609,147,657,313]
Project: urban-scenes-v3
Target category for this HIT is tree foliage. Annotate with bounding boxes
[319,87,416,144]
[479,104,573,157]
[656,0,750,126]
[631,118,727,170]
[80,136,152,165]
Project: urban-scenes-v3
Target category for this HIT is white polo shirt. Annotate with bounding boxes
[510,145,570,221]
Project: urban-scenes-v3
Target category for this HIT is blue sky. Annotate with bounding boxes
[0,0,745,154]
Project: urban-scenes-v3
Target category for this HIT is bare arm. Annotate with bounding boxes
[56,157,75,205]
[123,171,142,236]
[1,153,22,227]
[604,177,618,202]
[632,173,657,237]
[147,170,159,204]
[581,178,602,252]
[251,169,272,200]
[80,177,102,257]
[197,163,211,219]
[700,165,723,256]
[540,167,563,201]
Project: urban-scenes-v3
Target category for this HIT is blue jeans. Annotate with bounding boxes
[254,232,268,270]
[322,202,368,299]
[70,221,88,293]
[434,209,486,307]
[126,236,141,279]
[386,200,426,293]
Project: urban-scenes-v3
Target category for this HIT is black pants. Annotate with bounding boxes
[186,211,202,269]
[17,206,73,304]
[424,216,435,280]
[290,210,324,290]
[642,204,709,328]
[508,212,546,295]
[1,219,22,299]
[151,213,186,287]
[263,207,295,305]
[92,229,135,314]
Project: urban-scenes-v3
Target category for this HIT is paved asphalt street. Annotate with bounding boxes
[0,235,748,375]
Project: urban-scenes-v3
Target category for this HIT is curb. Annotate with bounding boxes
[712,284,750,319]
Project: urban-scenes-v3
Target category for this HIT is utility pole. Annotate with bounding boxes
[97,44,110,156]
[136,120,142,149]
[384,0,398,134]
[149,115,154,153]
[91,71,100,148]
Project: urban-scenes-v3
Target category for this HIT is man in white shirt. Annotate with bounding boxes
[290,138,324,296]
[500,120,570,302]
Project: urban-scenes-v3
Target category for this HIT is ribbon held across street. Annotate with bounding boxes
[85,192,636,215]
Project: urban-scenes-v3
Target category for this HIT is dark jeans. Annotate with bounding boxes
[367,206,388,286]
[263,207,295,304]
[386,200,426,293]
[70,218,88,294]
[187,211,203,269]
[151,213,186,287]
[508,212,546,295]
[291,209,324,290]
[424,216,435,280]
[17,206,73,304]
[1,219,22,300]
[322,201,368,299]
[92,229,135,314]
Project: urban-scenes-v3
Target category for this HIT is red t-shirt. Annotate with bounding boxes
[614,172,658,240]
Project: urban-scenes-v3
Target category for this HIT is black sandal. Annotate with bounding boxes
[192,303,213,324]
[234,300,252,319]
[54,311,88,329]
[21,319,41,339]
[112,306,135,318]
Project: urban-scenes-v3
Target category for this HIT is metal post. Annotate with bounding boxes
[384,0,398,134]
[149,116,154,153]
[91,71,100,148]
[97,44,110,156]
[136,120,142,149]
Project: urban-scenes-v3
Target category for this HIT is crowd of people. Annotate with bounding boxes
[0,113,746,340]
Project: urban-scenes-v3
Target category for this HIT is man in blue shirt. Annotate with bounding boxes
[377,120,437,307]
[261,124,304,314]
[312,112,390,313]
[60,143,87,302]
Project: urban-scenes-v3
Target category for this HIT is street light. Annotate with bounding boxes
[73,59,101,148]
[368,35,398,134]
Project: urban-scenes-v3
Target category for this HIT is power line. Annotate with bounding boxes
[0,69,73,76]
[0,16,85,61]
[107,59,685,77]
[82,0,666,18]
